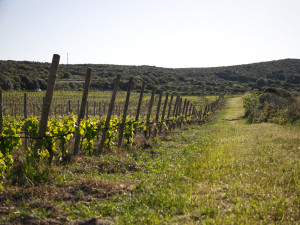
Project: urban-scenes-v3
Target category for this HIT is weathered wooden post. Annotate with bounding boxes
[185,100,189,119]
[159,92,169,133]
[24,93,27,119]
[191,105,195,122]
[98,74,121,153]
[154,90,163,136]
[118,77,133,148]
[173,95,179,117]
[73,68,92,156]
[35,54,60,154]
[146,89,156,137]
[176,97,182,117]
[188,103,193,117]
[24,93,28,149]
[167,94,173,119]
[135,82,145,122]
[182,99,187,116]
[155,91,163,122]
[161,93,169,122]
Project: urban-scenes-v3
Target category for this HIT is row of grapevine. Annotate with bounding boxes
[0,54,224,190]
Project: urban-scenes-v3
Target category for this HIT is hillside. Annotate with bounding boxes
[0,58,299,94]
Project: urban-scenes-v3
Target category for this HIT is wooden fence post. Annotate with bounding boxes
[173,95,179,117]
[155,91,163,122]
[24,93,28,149]
[35,54,60,154]
[24,93,27,119]
[182,99,187,116]
[135,82,145,122]
[98,74,121,153]
[118,77,133,148]
[161,93,169,122]
[185,100,189,119]
[191,105,195,122]
[188,103,193,122]
[146,89,156,137]
[73,68,92,156]
[176,97,182,117]
[159,92,169,133]
[167,94,173,119]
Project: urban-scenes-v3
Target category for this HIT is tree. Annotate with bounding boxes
[256,78,266,88]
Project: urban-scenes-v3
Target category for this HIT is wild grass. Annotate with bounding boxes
[1,97,299,224]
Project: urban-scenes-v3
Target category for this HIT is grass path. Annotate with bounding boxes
[180,97,300,224]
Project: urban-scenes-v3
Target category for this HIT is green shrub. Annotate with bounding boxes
[242,89,300,125]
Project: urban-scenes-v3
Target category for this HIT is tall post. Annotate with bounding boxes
[161,93,169,122]
[24,93,28,149]
[188,103,193,117]
[35,54,60,153]
[182,99,187,117]
[185,101,189,119]
[159,92,169,133]
[118,77,133,148]
[146,89,156,137]
[155,91,163,122]
[135,82,145,122]
[146,89,156,124]
[167,94,173,119]
[176,97,182,117]
[98,74,121,153]
[173,95,179,117]
[73,68,92,156]
[24,93,27,119]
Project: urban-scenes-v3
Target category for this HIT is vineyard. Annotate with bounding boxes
[0,54,224,191]
[1,55,297,224]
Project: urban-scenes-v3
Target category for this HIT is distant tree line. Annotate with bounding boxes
[0,58,299,94]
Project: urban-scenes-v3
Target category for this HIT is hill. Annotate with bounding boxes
[0,58,299,94]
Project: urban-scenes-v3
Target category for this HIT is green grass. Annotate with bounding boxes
[1,97,299,224]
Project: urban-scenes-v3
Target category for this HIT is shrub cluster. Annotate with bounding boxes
[243,88,300,125]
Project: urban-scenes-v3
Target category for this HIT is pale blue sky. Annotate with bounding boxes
[0,0,299,68]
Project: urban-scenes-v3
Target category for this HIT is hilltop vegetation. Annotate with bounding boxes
[0,58,299,94]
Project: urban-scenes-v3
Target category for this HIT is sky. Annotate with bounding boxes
[0,0,299,68]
